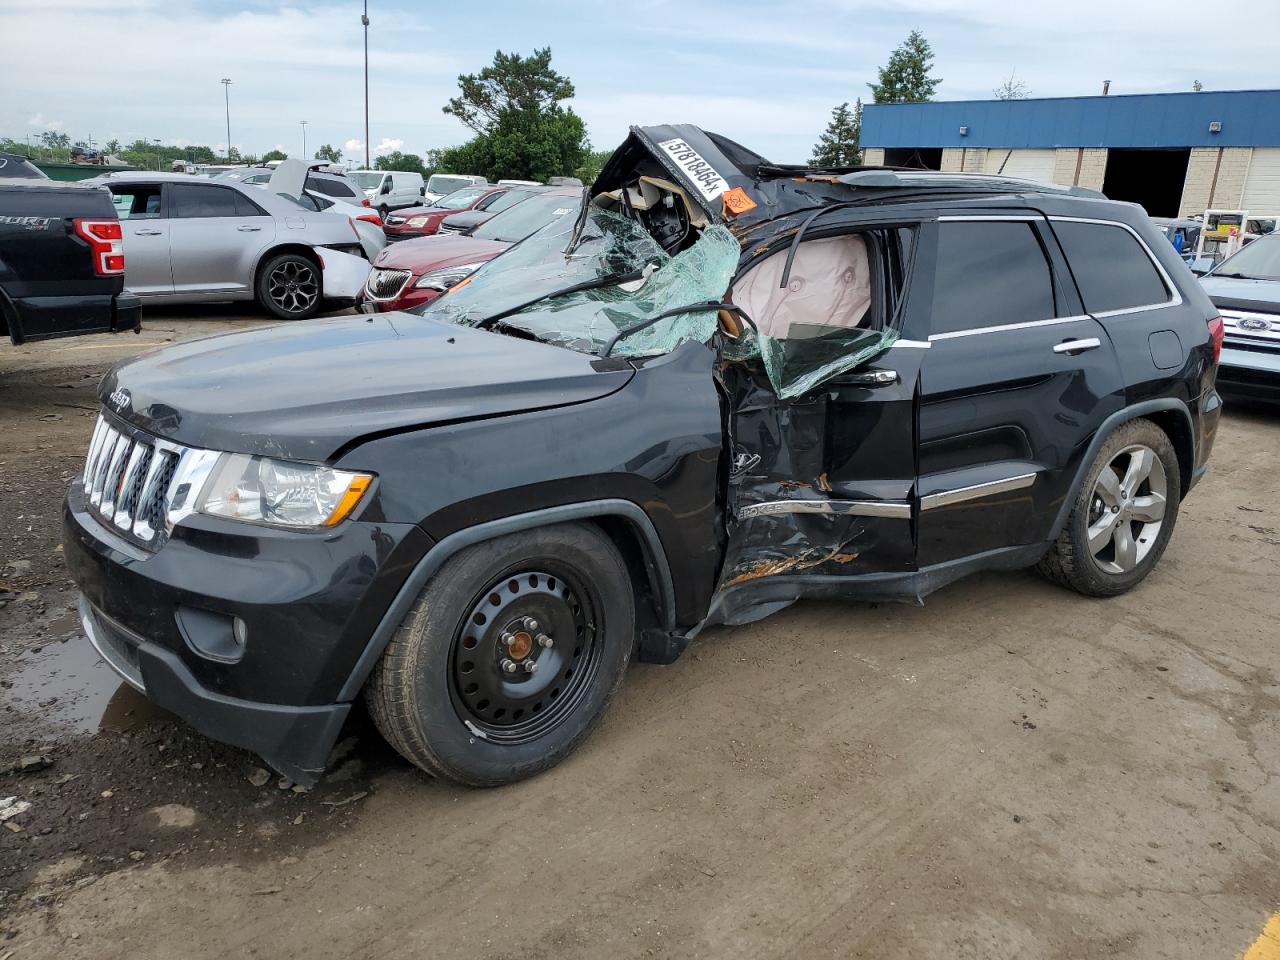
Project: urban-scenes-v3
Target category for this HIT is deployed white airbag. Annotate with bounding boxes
[732,234,871,340]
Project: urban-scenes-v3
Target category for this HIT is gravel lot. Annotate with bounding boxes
[2,308,1278,959]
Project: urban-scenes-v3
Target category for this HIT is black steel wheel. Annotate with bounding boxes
[366,523,634,787]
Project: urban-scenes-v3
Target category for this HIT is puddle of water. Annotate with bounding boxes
[6,633,166,735]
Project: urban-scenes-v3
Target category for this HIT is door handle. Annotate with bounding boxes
[133,229,162,236]
[237,225,263,232]
[1053,337,1101,355]
[842,369,899,386]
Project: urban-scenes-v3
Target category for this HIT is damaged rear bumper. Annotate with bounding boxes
[80,597,348,783]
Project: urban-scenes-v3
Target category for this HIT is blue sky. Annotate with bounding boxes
[3,0,1278,164]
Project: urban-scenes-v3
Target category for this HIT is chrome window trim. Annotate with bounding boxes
[890,339,931,349]
[937,214,1041,222]
[921,472,1037,511]
[1047,216,1184,314]
[738,499,912,521]
[929,314,1091,341]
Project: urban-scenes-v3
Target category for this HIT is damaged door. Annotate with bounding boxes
[712,222,928,623]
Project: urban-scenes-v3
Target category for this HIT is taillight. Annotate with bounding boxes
[73,219,125,276]
[357,213,383,227]
[361,198,371,208]
[1207,315,1224,364]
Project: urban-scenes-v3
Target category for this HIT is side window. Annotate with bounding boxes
[234,191,266,217]
[1052,220,1170,313]
[307,177,357,200]
[109,184,163,220]
[931,221,1057,335]
[170,184,242,219]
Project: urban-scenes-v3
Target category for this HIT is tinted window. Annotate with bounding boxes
[109,184,163,219]
[472,193,575,243]
[234,191,265,217]
[1054,220,1169,312]
[932,221,1056,335]
[171,184,242,219]
[308,175,358,199]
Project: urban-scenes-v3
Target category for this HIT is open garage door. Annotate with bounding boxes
[1242,148,1280,212]
[1103,148,1190,216]
[983,149,1056,183]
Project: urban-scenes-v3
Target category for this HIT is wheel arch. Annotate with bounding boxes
[251,243,323,293]
[336,499,678,701]
[1049,398,1194,541]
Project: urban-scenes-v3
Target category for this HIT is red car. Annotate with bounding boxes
[382,184,512,241]
[362,187,581,312]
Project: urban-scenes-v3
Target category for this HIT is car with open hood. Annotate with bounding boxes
[362,186,581,312]
[64,125,1221,788]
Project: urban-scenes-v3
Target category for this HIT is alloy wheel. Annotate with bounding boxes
[267,260,319,315]
[1086,443,1168,574]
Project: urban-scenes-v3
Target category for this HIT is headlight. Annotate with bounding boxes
[196,453,373,528]
[414,261,484,291]
[406,216,429,228]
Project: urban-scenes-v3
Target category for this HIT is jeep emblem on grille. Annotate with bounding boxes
[108,387,130,411]
[1238,317,1272,332]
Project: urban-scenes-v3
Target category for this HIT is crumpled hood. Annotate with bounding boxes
[100,313,633,461]
[1198,275,1280,314]
[373,234,509,273]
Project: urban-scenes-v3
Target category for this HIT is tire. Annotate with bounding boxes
[1037,418,1181,597]
[366,522,634,786]
[255,252,322,321]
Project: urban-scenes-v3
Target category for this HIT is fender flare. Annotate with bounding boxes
[1048,397,1194,540]
[336,499,676,701]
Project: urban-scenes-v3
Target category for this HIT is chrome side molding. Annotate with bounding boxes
[921,472,1037,511]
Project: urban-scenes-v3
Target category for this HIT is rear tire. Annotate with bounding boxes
[366,523,634,787]
[1037,418,1181,597]
[255,252,321,321]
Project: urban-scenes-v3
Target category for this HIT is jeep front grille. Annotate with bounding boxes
[365,267,412,301]
[81,414,207,549]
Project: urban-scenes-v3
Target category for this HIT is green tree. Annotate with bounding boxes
[993,73,1030,100]
[810,100,862,167]
[374,150,427,175]
[573,148,613,184]
[261,149,288,162]
[104,138,121,153]
[40,130,71,148]
[314,143,343,163]
[439,48,587,182]
[868,29,941,103]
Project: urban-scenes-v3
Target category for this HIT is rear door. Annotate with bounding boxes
[166,182,275,294]
[914,214,1125,567]
[108,181,172,296]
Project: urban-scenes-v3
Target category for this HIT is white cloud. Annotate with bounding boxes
[28,112,63,130]
[373,137,403,156]
[343,139,364,153]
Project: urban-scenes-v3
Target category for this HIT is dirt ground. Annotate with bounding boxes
[2,309,1279,960]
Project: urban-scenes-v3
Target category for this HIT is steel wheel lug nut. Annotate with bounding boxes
[501,658,518,673]
[524,617,539,632]
[501,632,515,647]
[524,660,538,674]
[537,633,553,649]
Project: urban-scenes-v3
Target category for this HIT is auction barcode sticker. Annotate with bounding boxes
[656,138,728,203]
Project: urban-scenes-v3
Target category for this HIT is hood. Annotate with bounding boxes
[592,124,771,224]
[101,313,634,461]
[267,158,308,200]
[1198,274,1280,314]
[373,234,509,273]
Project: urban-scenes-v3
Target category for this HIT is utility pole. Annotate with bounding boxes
[221,78,233,160]
[300,120,308,159]
[362,0,370,169]
[153,139,162,171]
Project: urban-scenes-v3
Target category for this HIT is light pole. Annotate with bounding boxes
[152,138,162,171]
[361,1,370,169]
[300,120,308,159]
[221,78,233,161]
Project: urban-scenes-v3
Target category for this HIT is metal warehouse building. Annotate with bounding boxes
[860,89,1280,218]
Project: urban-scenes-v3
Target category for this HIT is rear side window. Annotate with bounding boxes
[1053,220,1170,313]
[931,221,1057,335]
[171,184,242,219]
[109,184,163,219]
[308,176,357,200]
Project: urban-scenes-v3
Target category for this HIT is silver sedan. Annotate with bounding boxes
[85,162,375,320]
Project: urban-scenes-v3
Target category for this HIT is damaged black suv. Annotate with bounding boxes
[64,125,1223,786]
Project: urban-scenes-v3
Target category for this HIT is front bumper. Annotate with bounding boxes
[1217,346,1280,402]
[63,482,431,782]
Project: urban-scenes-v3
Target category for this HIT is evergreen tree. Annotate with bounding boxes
[868,30,941,103]
[810,100,862,167]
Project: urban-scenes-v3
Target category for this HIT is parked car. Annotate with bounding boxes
[362,186,580,312]
[422,173,487,205]
[433,186,548,236]
[349,170,426,218]
[64,124,1220,789]
[1197,232,1280,401]
[0,150,47,180]
[1151,216,1202,262]
[0,177,141,344]
[382,185,518,241]
[83,161,371,320]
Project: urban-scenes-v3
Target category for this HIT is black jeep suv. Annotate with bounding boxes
[64,125,1223,786]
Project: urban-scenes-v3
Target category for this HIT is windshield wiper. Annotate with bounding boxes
[474,269,645,331]
[1213,272,1273,281]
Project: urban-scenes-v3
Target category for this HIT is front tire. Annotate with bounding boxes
[256,252,321,321]
[366,523,634,786]
[1037,418,1181,597]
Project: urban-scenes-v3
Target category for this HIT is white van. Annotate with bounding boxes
[349,170,426,215]
[422,173,488,205]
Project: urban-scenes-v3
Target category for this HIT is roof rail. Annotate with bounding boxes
[834,169,1104,199]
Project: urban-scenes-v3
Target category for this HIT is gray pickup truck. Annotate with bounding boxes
[0,154,141,345]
